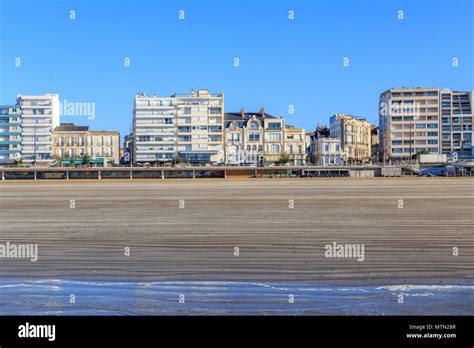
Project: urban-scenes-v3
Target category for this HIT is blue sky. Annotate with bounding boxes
[1,0,472,140]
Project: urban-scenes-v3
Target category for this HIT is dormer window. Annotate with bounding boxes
[249,121,259,130]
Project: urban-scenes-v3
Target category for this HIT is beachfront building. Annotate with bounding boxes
[307,126,343,165]
[439,89,473,158]
[284,125,306,165]
[133,89,224,165]
[330,114,371,164]
[53,123,120,166]
[0,105,21,165]
[224,109,305,166]
[379,88,441,163]
[17,94,60,165]
[313,138,343,166]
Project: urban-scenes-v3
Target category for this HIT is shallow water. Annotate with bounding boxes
[0,280,473,315]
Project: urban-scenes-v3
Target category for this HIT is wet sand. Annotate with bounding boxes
[0,177,473,285]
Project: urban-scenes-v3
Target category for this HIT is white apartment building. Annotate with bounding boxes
[380,87,473,162]
[133,90,224,164]
[313,138,343,166]
[439,89,473,158]
[17,94,60,165]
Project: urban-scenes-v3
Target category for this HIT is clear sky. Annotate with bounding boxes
[0,0,472,140]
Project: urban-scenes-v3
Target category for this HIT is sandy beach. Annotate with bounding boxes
[0,177,473,285]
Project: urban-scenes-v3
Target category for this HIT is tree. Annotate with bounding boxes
[82,154,91,166]
[14,157,24,166]
[172,156,183,166]
[277,152,291,166]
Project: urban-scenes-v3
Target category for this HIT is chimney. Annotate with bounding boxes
[260,107,265,118]
[240,107,245,119]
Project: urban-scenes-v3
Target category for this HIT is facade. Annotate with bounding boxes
[380,87,473,162]
[314,138,343,166]
[224,109,305,166]
[53,123,120,165]
[330,114,371,164]
[308,126,343,165]
[379,88,441,163]
[284,125,306,165]
[439,89,473,158]
[0,105,21,164]
[17,94,60,164]
[133,89,224,165]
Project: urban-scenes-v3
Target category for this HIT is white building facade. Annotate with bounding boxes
[314,138,344,166]
[133,90,224,164]
[17,94,60,165]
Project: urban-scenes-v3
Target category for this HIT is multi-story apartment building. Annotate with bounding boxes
[439,89,473,158]
[133,89,224,165]
[224,109,305,166]
[53,123,120,165]
[379,88,441,163]
[17,94,60,165]
[330,114,371,164]
[379,87,473,162]
[0,105,21,164]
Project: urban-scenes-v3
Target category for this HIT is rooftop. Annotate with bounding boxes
[54,123,89,132]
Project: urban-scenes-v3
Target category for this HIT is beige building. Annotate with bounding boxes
[53,123,120,165]
[330,114,371,164]
[379,87,441,163]
[224,109,306,166]
[380,87,473,162]
[284,125,306,165]
[133,89,224,164]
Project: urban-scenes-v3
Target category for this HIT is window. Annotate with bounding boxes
[267,122,281,130]
[249,122,259,130]
[229,133,240,141]
[249,133,260,141]
[269,144,280,153]
[209,107,221,115]
[268,133,281,141]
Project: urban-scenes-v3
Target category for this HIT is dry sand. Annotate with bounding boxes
[0,177,472,285]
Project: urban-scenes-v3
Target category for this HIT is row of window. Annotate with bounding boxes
[391,91,438,97]
[56,136,114,146]
[392,140,438,145]
[391,132,439,137]
[392,148,438,153]
[57,147,114,157]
